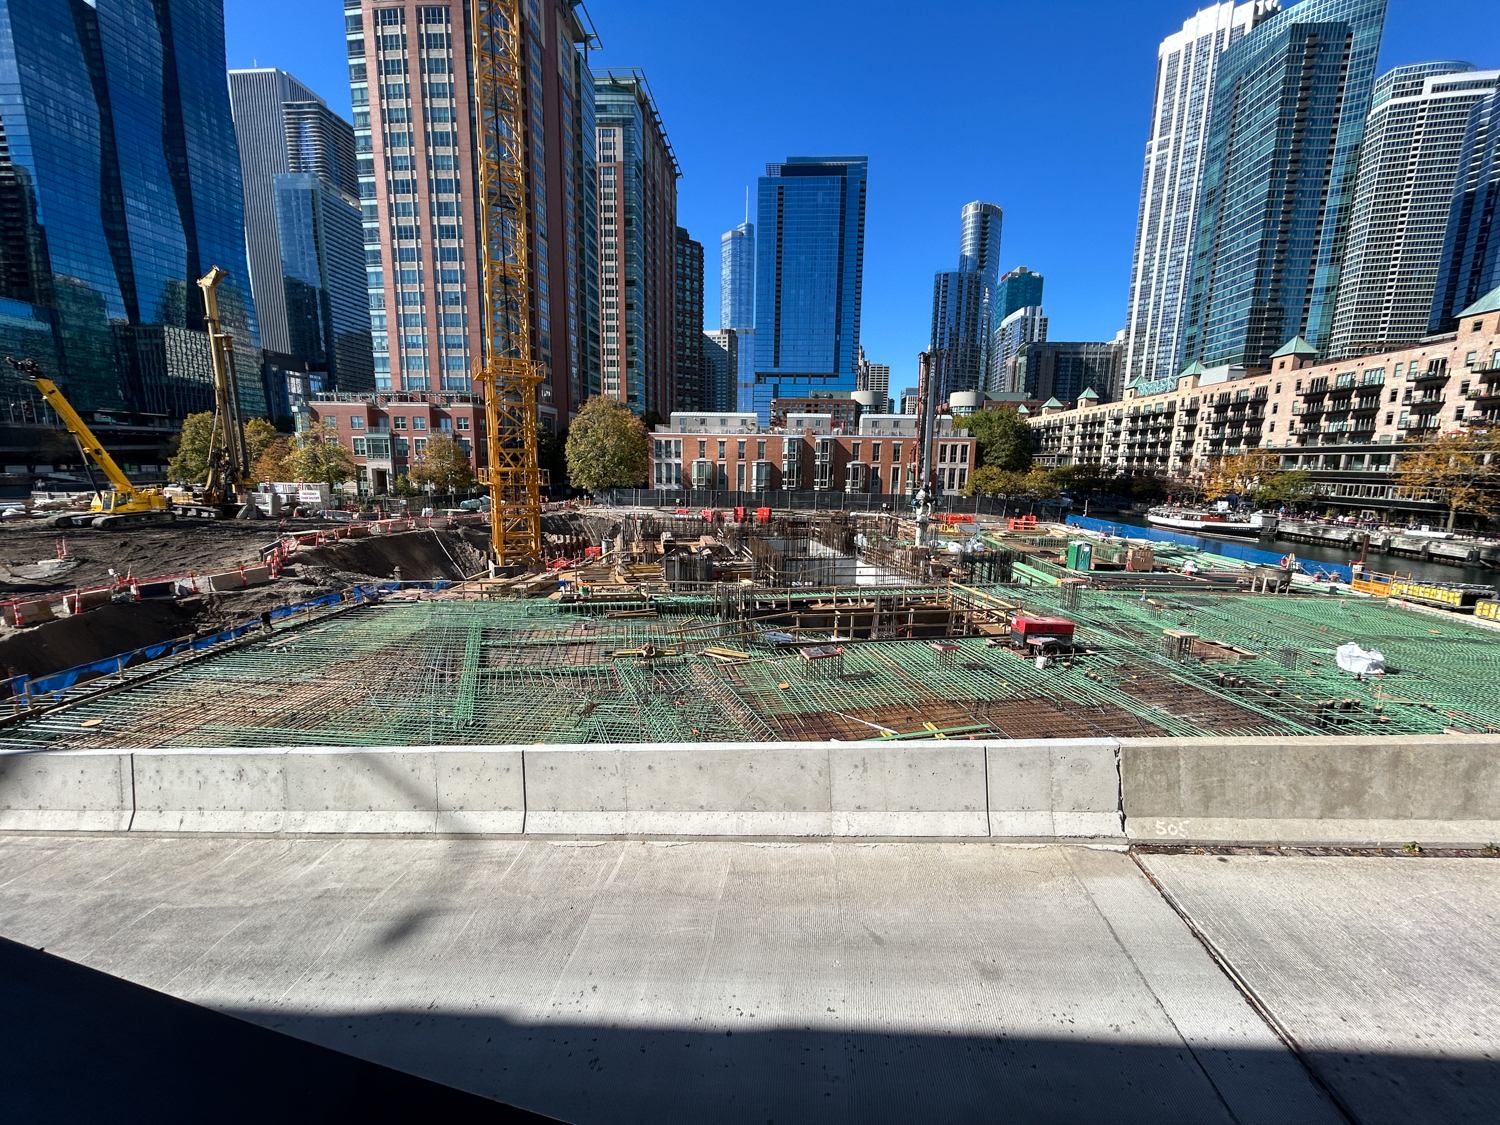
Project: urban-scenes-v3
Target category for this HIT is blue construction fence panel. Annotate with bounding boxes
[1064,515,1354,583]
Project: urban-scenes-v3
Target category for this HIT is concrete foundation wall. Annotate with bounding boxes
[1,736,1496,844]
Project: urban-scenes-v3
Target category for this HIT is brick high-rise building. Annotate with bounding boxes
[345,0,600,432]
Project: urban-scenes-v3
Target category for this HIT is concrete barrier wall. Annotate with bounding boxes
[2,736,1497,844]
[0,750,132,832]
[128,747,525,834]
[1119,736,1500,846]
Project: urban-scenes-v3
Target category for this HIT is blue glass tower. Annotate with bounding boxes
[751,156,867,422]
[0,0,263,433]
[720,221,754,330]
[1431,89,1500,333]
[995,266,1043,322]
[1184,0,1388,369]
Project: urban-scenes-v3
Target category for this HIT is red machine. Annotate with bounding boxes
[733,506,746,522]
[1010,616,1076,651]
[756,506,772,523]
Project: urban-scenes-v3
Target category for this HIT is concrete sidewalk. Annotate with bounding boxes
[0,835,1493,1123]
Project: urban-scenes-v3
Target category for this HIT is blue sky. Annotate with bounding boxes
[226,0,1500,394]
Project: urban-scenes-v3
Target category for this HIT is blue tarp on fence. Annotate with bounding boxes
[1064,515,1354,583]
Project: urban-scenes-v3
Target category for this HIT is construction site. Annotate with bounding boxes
[3,500,1499,751]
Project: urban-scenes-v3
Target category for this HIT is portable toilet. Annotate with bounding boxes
[1066,541,1093,571]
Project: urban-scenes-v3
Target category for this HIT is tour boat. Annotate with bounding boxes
[1146,507,1277,538]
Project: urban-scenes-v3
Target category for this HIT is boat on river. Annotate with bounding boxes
[1146,507,1277,539]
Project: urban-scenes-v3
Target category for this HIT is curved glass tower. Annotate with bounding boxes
[720,221,754,330]
[0,0,262,423]
[958,201,1003,288]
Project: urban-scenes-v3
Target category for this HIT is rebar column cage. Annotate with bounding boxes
[473,0,545,566]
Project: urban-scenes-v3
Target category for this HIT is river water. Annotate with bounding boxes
[1096,511,1497,587]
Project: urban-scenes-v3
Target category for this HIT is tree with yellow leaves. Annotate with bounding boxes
[1394,430,1500,529]
[1200,447,1284,502]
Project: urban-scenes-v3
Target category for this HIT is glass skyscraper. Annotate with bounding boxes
[1183,0,1388,369]
[959,201,1003,285]
[991,305,1048,393]
[1122,2,1279,385]
[994,266,1043,322]
[1431,88,1500,333]
[931,270,988,395]
[674,225,703,411]
[228,69,372,400]
[752,156,868,422]
[1328,63,1499,358]
[930,200,1001,397]
[720,221,754,330]
[0,0,263,454]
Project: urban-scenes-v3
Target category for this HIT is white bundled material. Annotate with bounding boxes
[1335,642,1386,676]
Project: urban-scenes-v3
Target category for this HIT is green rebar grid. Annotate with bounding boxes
[3,588,1496,750]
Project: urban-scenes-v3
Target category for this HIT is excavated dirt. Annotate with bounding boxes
[0,517,323,595]
[294,527,490,582]
[0,601,203,682]
[0,524,493,684]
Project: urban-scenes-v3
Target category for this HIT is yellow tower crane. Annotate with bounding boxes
[472,0,545,567]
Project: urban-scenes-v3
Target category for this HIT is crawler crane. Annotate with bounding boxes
[5,356,174,528]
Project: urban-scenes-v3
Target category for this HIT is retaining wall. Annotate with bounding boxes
[1,736,1495,844]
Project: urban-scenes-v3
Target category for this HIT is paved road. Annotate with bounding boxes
[0,835,1493,1124]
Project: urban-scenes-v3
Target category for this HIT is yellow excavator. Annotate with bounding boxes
[5,266,252,529]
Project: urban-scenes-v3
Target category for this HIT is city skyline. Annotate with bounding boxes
[225,0,1500,393]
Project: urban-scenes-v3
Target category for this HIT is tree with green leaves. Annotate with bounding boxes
[956,407,1034,471]
[167,412,283,485]
[407,432,476,500]
[565,396,649,492]
[243,417,279,469]
[1254,470,1313,507]
[166,412,215,483]
[285,420,358,493]
[963,466,1058,498]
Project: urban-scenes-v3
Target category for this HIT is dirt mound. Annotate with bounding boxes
[294,528,489,582]
[0,601,203,681]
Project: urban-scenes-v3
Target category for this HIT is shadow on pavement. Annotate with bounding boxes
[0,936,556,1124]
[6,933,1497,1125]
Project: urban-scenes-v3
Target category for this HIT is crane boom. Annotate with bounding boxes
[6,359,138,496]
[472,0,544,567]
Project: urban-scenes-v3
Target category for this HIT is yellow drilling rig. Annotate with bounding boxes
[472,0,545,569]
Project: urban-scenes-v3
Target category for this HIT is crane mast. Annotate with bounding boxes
[472,0,544,567]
